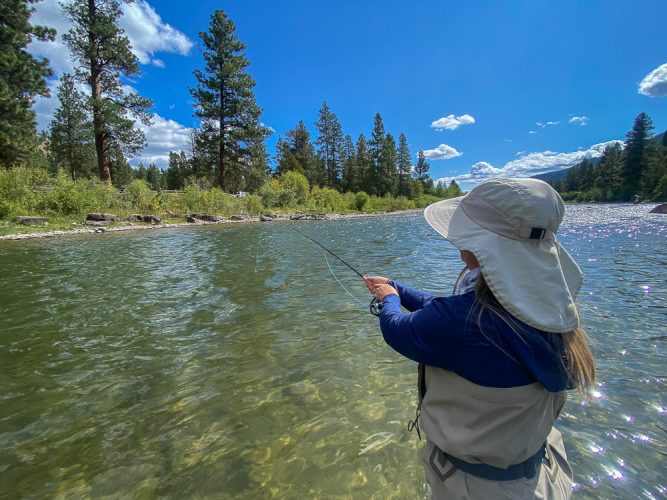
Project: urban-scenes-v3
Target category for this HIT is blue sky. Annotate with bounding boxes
[30,0,667,188]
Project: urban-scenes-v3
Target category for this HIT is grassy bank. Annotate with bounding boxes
[0,168,447,237]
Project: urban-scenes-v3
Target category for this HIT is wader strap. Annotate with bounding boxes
[434,443,547,482]
[408,362,427,440]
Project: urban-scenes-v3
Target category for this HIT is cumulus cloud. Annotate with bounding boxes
[528,130,537,134]
[569,115,589,126]
[431,114,475,131]
[638,63,667,97]
[422,144,463,161]
[120,0,194,65]
[28,0,193,71]
[133,114,192,167]
[436,140,622,185]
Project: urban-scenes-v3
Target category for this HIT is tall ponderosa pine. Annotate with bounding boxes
[378,133,398,196]
[397,133,412,197]
[62,0,152,186]
[368,113,385,195]
[314,101,344,188]
[286,121,320,185]
[341,134,357,192]
[49,74,95,179]
[355,134,372,194]
[414,150,430,185]
[190,9,269,191]
[0,0,55,167]
[623,112,654,198]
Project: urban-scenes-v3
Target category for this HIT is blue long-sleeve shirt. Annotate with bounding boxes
[380,281,570,392]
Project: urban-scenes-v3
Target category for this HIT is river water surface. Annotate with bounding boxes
[1,204,665,499]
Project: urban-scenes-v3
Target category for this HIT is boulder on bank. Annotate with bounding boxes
[260,214,274,222]
[16,216,48,225]
[649,203,667,214]
[230,214,252,221]
[289,214,326,221]
[142,215,161,224]
[190,214,225,222]
[86,213,118,222]
[128,214,144,222]
[85,220,108,226]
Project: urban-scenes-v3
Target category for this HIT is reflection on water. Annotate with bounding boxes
[0,204,665,498]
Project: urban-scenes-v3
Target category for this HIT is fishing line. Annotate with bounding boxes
[322,250,368,308]
[288,227,382,316]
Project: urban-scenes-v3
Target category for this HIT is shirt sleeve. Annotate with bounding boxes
[378,294,460,367]
[389,280,435,312]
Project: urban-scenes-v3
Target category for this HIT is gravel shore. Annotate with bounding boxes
[0,210,421,241]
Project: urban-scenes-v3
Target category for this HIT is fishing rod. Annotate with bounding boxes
[288,227,383,316]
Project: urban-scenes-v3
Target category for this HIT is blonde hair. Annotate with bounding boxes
[473,273,596,394]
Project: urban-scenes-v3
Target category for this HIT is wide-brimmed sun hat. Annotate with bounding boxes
[424,178,582,333]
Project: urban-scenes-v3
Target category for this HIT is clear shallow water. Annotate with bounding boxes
[0,204,665,499]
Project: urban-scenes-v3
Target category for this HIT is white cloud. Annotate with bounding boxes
[422,144,463,161]
[28,0,193,71]
[528,130,537,134]
[133,114,192,167]
[638,63,667,97]
[515,151,526,156]
[536,121,560,128]
[569,115,589,126]
[436,140,623,185]
[504,138,512,142]
[120,0,193,66]
[431,114,475,131]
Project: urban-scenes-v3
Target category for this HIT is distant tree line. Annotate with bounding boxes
[549,113,667,201]
[2,2,460,200]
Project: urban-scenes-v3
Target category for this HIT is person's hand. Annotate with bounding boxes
[364,275,398,301]
[364,275,389,291]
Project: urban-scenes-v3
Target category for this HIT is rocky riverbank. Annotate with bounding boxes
[0,209,421,241]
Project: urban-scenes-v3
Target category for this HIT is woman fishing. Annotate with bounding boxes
[365,178,595,499]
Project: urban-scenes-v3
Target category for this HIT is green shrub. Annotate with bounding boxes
[244,194,264,215]
[123,179,156,212]
[279,171,310,206]
[310,186,344,212]
[354,191,370,211]
[259,179,284,208]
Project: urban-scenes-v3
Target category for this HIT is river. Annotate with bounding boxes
[0,204,665,498]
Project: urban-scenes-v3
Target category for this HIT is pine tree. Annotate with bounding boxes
[397,133,412,197]
[280,121,320,184]
[378,133,398,196]
[190,9,269,191]
[107,145,133,188]
[413,150,430,186]
[49,74,95,179]
[368,113,385,195]
[355,134,372,194]
[340,134,357,192]
[314,101,344,188]
[166,151,192,189]
[0,0,55,167]
[62,0,152,186]
[623,112,654,198]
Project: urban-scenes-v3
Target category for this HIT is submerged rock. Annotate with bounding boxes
[16,216,48,225]
[649,203,667,214]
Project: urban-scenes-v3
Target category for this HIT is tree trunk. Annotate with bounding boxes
[88,0,111,186]
[218,78,225,191]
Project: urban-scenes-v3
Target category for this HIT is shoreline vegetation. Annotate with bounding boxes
[0,209,420,241]
[0,167,457,241]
